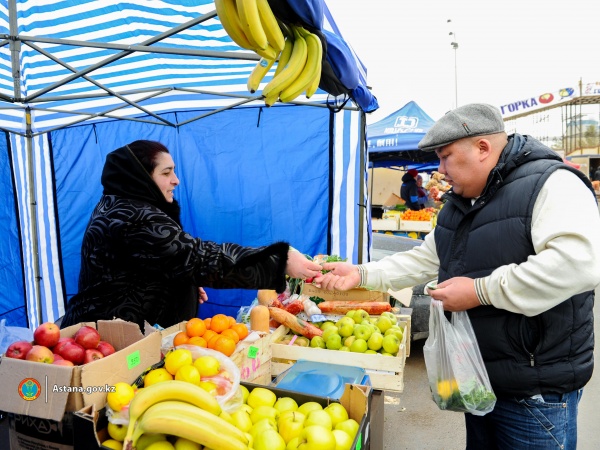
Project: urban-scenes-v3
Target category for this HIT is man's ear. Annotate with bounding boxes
[477,138,493,162]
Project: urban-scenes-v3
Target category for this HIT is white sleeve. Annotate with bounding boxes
[363,229,440,292]
[478,169,600,316]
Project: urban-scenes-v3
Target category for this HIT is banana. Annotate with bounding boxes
[305,56,322,98]
[247,57,276,93]
[273,36,293,77]
[136,400,249,445]
[261,27,307,100]
[279,28,323,103]
[256,0,285,52]
[236,0,268,51]
[124,380,221,443]
[255,44,278,60]
[130,410,248,450]
[215,0,253,50]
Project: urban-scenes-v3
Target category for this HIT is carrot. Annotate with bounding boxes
[317,301,392,315]
[268,307,323,339]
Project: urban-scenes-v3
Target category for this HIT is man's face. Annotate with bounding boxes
[436,138,487,198]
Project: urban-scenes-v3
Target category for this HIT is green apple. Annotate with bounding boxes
[349,338,368,353]
[294,337,310,347]
[337,322,354,338]
[239,403,253,415]
[335,317,355,330]
[324,403,349,428]
[335,418,360,439]
[286,436,300,450]
[173,437,201,450]
[345,310,356,320]
[376,316,393,333]
[107,422,127,442]
[369,317,378,325]
[353,324,372,341]
[297,425,336,450]
[231,409,253,433]
[326,334,342,350]
[354,309,370,322]
[250,417,278,441]
[385,326,404,342]
[365,349,377,354]
[343,335,356,348]
[274,396,299,413]
[135,434,168,450]
[254,428,286,450]
[332,429,353,450]
[250,405,279,425]
[381,311,397,325]
[320,321,336,330]
[339,346,350,351]
[247,387,277,408]
[240,384,250,404]
[367,332,383,351]
[322,327,339,342]
[305,409,333,430]
[382,334,400,354]
[310,336,326,349]
[278,411,306,444]
[297,401,323,417]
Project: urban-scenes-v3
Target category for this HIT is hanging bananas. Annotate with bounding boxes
[215,0,323,106]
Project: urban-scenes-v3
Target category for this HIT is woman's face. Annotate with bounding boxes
[151,152,179,203]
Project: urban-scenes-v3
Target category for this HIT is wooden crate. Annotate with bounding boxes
[229,331,272,385]
[270,315,410,392]
[399,219,433,232]
[302,284,390,303]
[371,218,399,231]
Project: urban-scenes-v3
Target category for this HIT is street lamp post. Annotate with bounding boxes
[447,20,458,108]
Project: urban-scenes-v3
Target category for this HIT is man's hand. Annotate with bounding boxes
[428,277,480,311]
[285,250,323,280]
[198,287,208,304]
[313,262,360,291]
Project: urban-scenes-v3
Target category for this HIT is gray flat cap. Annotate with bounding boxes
[418,103,505,151]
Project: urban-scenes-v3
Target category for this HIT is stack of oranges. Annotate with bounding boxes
[172,314,249,357]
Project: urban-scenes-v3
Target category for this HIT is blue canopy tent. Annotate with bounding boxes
[367,101,438,168]
[0,0,372,329]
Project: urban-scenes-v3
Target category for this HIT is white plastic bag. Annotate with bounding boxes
[423,300,496,416]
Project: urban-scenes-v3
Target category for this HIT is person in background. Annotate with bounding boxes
[592,166,600,182]
[416,174,428,208]
[314,103,600,449]
[400,168,421,210]
[60,140,322,330]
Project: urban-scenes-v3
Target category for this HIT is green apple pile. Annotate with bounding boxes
[310,309,403,356]
[230,385,360,450]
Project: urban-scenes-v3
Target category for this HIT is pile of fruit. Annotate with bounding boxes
[3,322,115,366]
[170,314,249,357]
[400,208,434,222]
[276,309,404,356]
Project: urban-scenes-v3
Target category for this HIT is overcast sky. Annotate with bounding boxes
[325,0,600,124]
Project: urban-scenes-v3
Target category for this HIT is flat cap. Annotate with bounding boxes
[418,103,505,151]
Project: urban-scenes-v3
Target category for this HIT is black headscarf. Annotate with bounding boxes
[101,145,182,225]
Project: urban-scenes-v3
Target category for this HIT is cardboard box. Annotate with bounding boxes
[382,192,404,207]
[302,283,390,303]
[0,320,162,422]
[72,382,371,450]
[399,218,434,232]
[270,318,410,392]
[7,412,74,450]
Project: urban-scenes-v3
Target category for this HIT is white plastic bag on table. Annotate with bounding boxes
[0,319,33,354]
[423,300,496,416]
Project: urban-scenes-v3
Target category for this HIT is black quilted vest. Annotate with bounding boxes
[435,135,595,398]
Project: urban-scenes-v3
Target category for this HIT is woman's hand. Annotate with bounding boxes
[313,262,360,291]
[198,287,208,304]
[285,250,323,280]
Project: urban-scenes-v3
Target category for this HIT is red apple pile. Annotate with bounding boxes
[3,322,116,366]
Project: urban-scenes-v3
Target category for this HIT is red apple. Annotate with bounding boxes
[58,342,86,365]
[73,326,101,349]
[96,341,116,357]
[25,345,54,364]
[52,359,74,366]
[5,341,34,359]
[53,353,64,361]
[33,322,61,348]
[83,349,104,364]
[53,337,75,354]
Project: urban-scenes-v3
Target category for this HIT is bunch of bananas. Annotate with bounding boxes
[122,380,250,450]
[215,0,323,106]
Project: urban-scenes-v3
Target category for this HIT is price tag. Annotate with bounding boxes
[247,345,258,359]
[310,314,327,323]
[127,350,141,370]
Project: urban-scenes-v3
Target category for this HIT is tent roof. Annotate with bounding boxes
[367,100,438,167]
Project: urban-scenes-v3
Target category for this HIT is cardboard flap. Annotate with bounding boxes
[0,358,75,421]
[383,193,404,207]
[340,384,370,419]
[97,319,144,351]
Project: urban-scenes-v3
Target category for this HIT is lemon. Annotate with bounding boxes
[174,437,202,450]
[145,441,175,450]
[193,355,220,377]
[164,348,193,376]
[198,380,217,395]
[106,382,135,412]
[143,368,173,387]
[101,439,123,450]
[174,364,201,385]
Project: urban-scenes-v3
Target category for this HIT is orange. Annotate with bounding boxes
[231,323,249,341]
[204,317,211,330]
[227,316,236,327]
[207,333,221,349]
[221,328,240,344]
[186,317,207,338]
[203,329,217,343]
[187,336,207,348]
[210,314,231,333]
[214,335,236,357]
[173,331,189,347]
